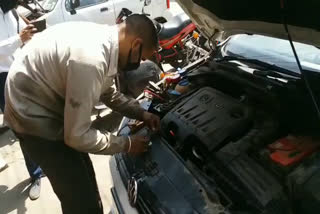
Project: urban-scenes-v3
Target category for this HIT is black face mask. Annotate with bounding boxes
[123,44,143,72]
[0,0,19,14]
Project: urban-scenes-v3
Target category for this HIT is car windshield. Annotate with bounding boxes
[221,34,320,74]
[41,0,58,11]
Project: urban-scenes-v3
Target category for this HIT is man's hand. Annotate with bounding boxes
[142,112,160,132]
[125,135,150,155]
[20,24,37,43]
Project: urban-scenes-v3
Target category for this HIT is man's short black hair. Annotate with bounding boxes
[125,14,159,50]
[0,0,19,14]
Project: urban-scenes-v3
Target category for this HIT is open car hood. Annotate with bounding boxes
[176,0,320,47]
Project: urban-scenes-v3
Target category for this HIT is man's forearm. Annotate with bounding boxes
[19,14,30,25]
[65,127,129,155]
[101,88,146,120]
[121,106,145,121]
[0,35,23,56]
[94,134,129,155]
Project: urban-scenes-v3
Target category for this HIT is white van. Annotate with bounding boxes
[20,0,176,26]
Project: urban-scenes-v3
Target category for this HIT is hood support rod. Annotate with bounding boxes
[281,0,320,123]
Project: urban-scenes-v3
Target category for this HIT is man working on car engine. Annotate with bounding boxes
[4,14,160,213]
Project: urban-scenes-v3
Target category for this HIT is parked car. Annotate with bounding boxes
[106,0,320,214]
[18,0,174,26]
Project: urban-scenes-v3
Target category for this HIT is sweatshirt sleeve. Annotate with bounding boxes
[64,59,128,155]
[0,34,23,57]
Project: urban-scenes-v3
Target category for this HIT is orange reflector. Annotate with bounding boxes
[193,32,199,39]
[160,72,165,79]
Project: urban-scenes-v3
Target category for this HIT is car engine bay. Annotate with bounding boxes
[116,54,320,214]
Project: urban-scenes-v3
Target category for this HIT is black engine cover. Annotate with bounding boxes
[161,87,251,151]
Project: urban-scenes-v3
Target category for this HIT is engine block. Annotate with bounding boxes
[161,87,251,151]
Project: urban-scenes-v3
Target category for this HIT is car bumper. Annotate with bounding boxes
[108,156,139,214]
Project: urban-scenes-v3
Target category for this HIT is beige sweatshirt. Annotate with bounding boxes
[4,22,144,155]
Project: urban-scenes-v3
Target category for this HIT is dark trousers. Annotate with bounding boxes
[20,145,43,181]
[18,134,103,214]
[0,72,43,181]
[0,72,8,110]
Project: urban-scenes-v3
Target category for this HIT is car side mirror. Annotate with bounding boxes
[144,0,151,6]
[70,0,80,15]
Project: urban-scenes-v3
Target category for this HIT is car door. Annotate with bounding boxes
[63,0,116,25]
[112,0,143,20]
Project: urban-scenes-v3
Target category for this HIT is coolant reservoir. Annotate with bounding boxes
[175,78,190,94]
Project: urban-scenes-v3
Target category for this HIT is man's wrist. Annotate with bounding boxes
[127,136,132,153]
[15,34,24,47]
[136,108,146,121]
[95,135,129,155]
[124,137,130,153]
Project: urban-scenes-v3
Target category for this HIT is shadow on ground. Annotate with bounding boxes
[0,179,30,214]
[0,130,17,149]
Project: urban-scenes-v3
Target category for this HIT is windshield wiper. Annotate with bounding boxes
[215,55,300,78]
